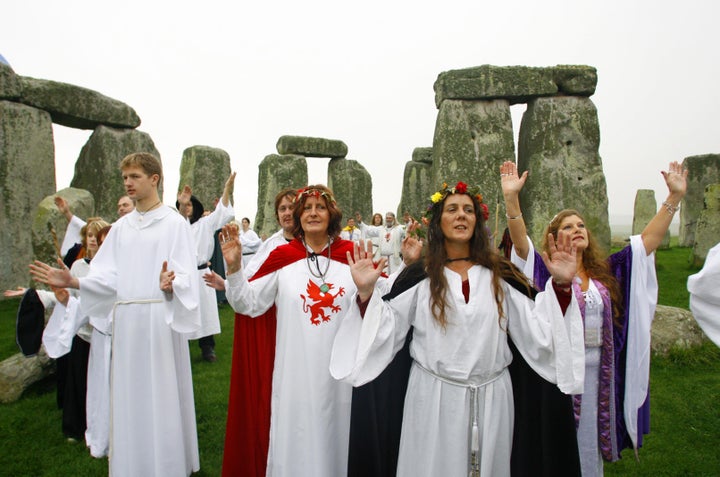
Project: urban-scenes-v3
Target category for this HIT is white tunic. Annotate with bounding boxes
[688,242,720,347]
[78,206,201,477]
[185,199,234,340]
[225,248,356,477]
[330,265,584,477]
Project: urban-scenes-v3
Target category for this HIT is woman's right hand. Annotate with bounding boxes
[219,223,243,275]
[347,240,386,301]
[500,161,528,197]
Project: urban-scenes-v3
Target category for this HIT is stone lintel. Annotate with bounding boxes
[276,135,348,158]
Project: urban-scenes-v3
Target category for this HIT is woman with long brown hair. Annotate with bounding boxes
[500,160,687,476]
[331,181,584,476]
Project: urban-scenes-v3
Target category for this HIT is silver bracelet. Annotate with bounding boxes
[662,201,679,215]
[506,212,523,220]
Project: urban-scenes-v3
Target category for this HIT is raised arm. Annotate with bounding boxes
[54,196,74,222]
[220,171,236,207]
[500,161,530,260]
[640,161,688,255]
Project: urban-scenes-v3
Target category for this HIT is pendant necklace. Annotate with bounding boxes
[137,200,162,221]
[304,237,332,293]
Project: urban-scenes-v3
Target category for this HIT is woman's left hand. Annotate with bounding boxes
[347,240,386,301]
[540,231,577,285]
[661,161,688,197]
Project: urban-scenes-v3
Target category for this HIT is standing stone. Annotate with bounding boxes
[276,135,348,158]
[692,183,720,266]
[0,101,55,292]
[31,188,95,268]
[328,158,373,222]
[0,62,21,100]
[399,160,433,220]
[431,99,515,234]
[412,147,434,164]
[255,154,308,238]
[518,96,610,250]
[633,189,669,249]
[679,154,720,247]
[18,77,141,130]
[71,125,161,220]
[177,146,232,210]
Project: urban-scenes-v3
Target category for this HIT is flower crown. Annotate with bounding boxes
[426,181,489,221]
[293,187,337,205]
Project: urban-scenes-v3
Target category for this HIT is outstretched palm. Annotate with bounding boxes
[540,231,577,285]
[347,240,385,300]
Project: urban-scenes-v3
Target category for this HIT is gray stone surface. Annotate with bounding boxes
[411,147,433,164]
[679,154,720,247]
[651,305,709,356]
[71,126,161,220]
[632,189,669,249]
[0,101,55,292]
[398,160,433,220]
[0,348,55,403]
[433,64,597,107]
[18,76,141,130]
[32,189,95,268]
[276,135,348,158]
[692,183,720,266]
[0,62,21,100]
[328,158,373,223]
[254,154,308,238]
[177,145,232,211]
[517,96,610,250]
[431,99,515,235]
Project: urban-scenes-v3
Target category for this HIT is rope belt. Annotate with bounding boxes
[414,361,507,477]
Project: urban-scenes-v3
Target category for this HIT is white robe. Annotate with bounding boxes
[330,265,584,477]
[185,199,234,340]
[225,248,356,477]
[78,206,201,477]
[239,227,262,267]
[688,242,720,347]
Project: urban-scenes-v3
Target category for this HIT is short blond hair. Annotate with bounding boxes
[120,152,163,182]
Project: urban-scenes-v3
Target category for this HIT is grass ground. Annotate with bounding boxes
[0,245,718,475]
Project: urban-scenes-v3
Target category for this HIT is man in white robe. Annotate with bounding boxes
[31,152,201,477]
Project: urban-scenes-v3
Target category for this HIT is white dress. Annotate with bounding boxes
[185,199,234,340]
[330,265,584,477]
[225,245,357,477]
[78,206,201,477]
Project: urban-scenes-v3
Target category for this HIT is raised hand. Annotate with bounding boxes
[540,230,577,286]
[401,219,423,265]
[660,161,688,197]
[159,261,175,293]
[347,240,386,301]
[219,223,243,275]
[203,270,226,291]
[500,161,528,197]
[177,185,192,206]
[29,258,75,289]
[3,287,27,298]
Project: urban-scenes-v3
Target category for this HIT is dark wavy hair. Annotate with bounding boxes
[542,209,623,325]
[291,184,343,239]
[425,192,531,329]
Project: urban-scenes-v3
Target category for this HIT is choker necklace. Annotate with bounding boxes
[137,200,162,221]
[304,237,331,292]
[446,257,472,263]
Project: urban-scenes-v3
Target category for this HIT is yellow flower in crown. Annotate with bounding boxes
[430,192,443,203]
[425,180,486,219]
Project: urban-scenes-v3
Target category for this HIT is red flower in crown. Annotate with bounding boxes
[479,203,489,221]
[455,181,468,194]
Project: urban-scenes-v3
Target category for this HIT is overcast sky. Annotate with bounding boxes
[3,0,718,226]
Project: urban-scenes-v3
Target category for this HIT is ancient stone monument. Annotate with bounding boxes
[255,153,308,238]
[177,145,232,210]
[398,147,433,219]
[400,64,609,249]
[679,154,720,247]
[691,183,720,266]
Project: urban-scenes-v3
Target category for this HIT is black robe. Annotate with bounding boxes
[347,261,581,477]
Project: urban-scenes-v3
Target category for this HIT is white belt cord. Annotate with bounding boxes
[414,361,507,477]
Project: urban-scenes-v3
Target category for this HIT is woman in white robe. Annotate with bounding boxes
[331,183,585,477]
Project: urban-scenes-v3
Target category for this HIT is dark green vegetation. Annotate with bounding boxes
[1,246,718,475]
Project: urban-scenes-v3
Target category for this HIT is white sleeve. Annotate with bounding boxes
[688,243,720,347]
[61,215,86,256]
[506,279,585,395]
[225,269,278,317]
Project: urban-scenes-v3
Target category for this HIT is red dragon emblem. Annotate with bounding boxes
[300,279,345,325]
